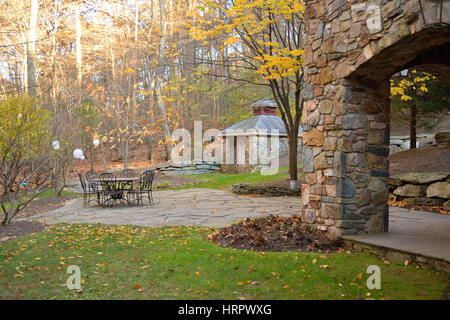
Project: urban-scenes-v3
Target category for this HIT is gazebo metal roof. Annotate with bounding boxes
[249,98,278,109]
[221,115,288,137]
[220,98,302,137]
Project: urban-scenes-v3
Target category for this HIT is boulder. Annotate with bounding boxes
[393,184,427,197]
[400,141,419,150]
[444,200,450,211]
[389,145,403,155]
[435,131,450,148]
[418,137,436,147]
[388,176,403,187]
[391,172,449,185]
[390,139,404,146]
[427,182,450,199]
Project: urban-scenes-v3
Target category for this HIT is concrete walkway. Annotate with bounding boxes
[25,188,300,228]
[345,207,450,262]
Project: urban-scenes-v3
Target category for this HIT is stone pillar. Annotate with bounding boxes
[301,0,450,237]
[302,79,391,237]
[301,0,392,238]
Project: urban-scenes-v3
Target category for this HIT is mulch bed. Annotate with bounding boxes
[152,173,198,189]
[210,215,343,253]
[259,178,291,189]
[389,146,450,176]
[14,196,77,220]
[0,196,75,242]
[0,221,47,242]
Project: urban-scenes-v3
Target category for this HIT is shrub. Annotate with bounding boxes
[0,94,55,225]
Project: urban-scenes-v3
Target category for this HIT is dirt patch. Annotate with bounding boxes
[153,173,199,189]
[210,215,343,253]
[0,220,47,242]
[0,196,75,242]
[390,147,450,176]
[14,196,77,220]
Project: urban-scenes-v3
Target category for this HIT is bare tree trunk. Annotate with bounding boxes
[124,136,130,170]
[130,0,139,123]
[100,139,108,172]
[22,32,28,93]
[155,0,172,160]
[51,0,59,117]
[410,103,417,149]
[27,0,39,97]
[75,3,82,104]
[288,131,298,183]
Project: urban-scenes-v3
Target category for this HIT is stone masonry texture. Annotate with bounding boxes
[302,0,450,238]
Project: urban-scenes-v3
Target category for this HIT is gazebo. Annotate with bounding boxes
[219,98,293,173]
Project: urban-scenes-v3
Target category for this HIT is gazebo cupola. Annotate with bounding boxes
[250,98,278,116]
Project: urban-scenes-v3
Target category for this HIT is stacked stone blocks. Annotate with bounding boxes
[302,0,450,238]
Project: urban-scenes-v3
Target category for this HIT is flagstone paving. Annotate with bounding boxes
[24,189,300,228]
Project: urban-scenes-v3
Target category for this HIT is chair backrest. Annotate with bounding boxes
[77,172,87,193]
[85,171,99,191]
[99,172,114,180]
[141,170,155,190]
[85,170,98,182]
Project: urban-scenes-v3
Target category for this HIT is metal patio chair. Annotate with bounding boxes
[127,170,155,206]
[77,172,100,207]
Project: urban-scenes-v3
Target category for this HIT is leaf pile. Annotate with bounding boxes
[210,215,343,253]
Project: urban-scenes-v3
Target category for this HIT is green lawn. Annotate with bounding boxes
[33,189,78,199]
[0,223,447,300]
[177,165,300,190]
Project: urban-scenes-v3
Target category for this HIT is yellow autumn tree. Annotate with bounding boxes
[189,0,305,186]
[0,94,55,225]
[391,70,450,149]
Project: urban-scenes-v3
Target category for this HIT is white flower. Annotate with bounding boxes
[73,149,84,159]
[52,140,60,150]
[93,139,100,146]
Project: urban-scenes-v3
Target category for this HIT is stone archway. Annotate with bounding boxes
[302,0,450,238]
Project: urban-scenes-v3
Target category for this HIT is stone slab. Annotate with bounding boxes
[344,207,450,262]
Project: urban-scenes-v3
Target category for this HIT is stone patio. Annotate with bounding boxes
[24,188,300,228]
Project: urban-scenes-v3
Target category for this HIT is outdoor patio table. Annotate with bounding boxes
[92,177,140,206]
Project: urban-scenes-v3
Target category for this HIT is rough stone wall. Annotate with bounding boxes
[302,0,450,238]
